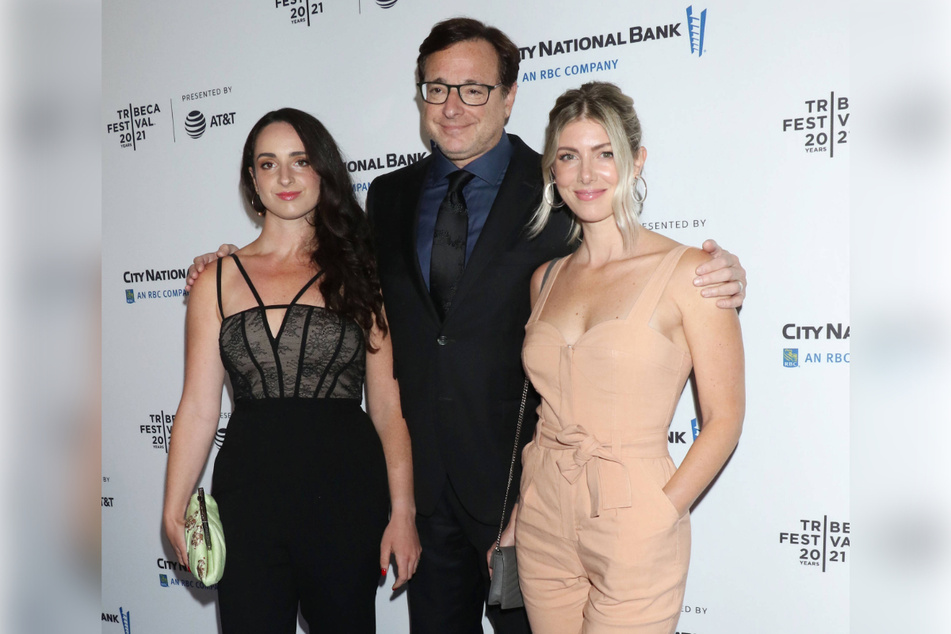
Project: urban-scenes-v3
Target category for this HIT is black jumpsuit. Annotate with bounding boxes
[212,254,389,633]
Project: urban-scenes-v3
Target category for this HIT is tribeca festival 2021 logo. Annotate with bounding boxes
[141,409,229,453]
[779,515,850,571]
[274,0,324,26]
[781,322,850,367]
[782,93,850,156]
[686,5,706,57]
[106,103,162,151]
[142,409,174,452]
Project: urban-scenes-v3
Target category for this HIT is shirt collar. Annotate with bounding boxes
[429,133,513,186]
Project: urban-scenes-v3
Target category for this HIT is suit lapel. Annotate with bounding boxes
[397,159,441,325]
[448,138,541,315]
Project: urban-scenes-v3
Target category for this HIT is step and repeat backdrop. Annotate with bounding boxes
[102,1,849,632]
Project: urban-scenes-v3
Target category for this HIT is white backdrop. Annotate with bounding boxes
[102,1,849,632]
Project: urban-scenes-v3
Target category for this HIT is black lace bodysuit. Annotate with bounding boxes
[209,254,389,633]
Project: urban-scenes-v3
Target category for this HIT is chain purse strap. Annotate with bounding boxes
[495,377,531,550]
[493,257,560,550]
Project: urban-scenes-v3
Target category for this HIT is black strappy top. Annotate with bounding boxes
[217,254,366,401]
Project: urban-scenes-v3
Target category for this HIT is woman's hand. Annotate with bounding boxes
[380,510,421,590]
[164,511,188,568]
[487,503,518,578]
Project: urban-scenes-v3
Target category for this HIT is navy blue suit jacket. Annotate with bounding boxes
[366,134,573,525]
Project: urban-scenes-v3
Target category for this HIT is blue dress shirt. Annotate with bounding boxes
[416,133,514,289]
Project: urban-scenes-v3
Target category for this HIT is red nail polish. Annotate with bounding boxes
[381,568,387,576]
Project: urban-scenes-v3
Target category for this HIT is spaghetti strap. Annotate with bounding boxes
[289,270,325,306]
[540,258,560,292]
[528,257,568,325]
[626,245,690,322]
[229,254,266,308]
[216,258,224,320]
[227,253,324,312]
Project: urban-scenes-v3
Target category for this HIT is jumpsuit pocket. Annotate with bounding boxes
[631,459,683,528]
[659,489,684,524]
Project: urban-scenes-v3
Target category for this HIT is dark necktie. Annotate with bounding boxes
[430,170,475,320]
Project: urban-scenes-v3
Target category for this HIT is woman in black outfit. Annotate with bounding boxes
[163,108,420,633]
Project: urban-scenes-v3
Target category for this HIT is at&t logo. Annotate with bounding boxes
[214,426,227,449]
[185,110,236,140]
[185,111,206,138]
[376,0,398,7]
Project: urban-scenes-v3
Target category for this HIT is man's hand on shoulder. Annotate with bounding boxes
[184,244,238,292]
[693,239,747,309]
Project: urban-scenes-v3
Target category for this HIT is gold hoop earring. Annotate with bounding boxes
[543,181,565,208]
[632,175,647,204]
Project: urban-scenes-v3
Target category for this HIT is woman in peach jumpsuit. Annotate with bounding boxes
[507,83,745,634]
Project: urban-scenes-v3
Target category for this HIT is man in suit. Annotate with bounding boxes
[366,18,746,634]
[187,17,747,633]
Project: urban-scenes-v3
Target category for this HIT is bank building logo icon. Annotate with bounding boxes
[185,110,207,139]
[784,348,799,368]
[686,5,707,57]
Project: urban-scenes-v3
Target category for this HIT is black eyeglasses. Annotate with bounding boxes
[417,82,504,106]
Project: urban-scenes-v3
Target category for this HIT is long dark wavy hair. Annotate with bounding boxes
[239,108,387,346]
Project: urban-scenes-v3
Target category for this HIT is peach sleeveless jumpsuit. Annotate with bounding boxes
[516,246,692,634]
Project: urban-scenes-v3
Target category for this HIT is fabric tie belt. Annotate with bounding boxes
[537,423,632,518]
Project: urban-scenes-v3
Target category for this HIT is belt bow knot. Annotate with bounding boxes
[553,425,632,517]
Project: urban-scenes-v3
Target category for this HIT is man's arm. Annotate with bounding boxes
[696,239,747,309]
[184,244,238,292]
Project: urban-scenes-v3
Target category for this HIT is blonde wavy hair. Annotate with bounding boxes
[529,82,644,250]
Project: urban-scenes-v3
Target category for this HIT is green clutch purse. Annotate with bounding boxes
[184,487,226,585]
